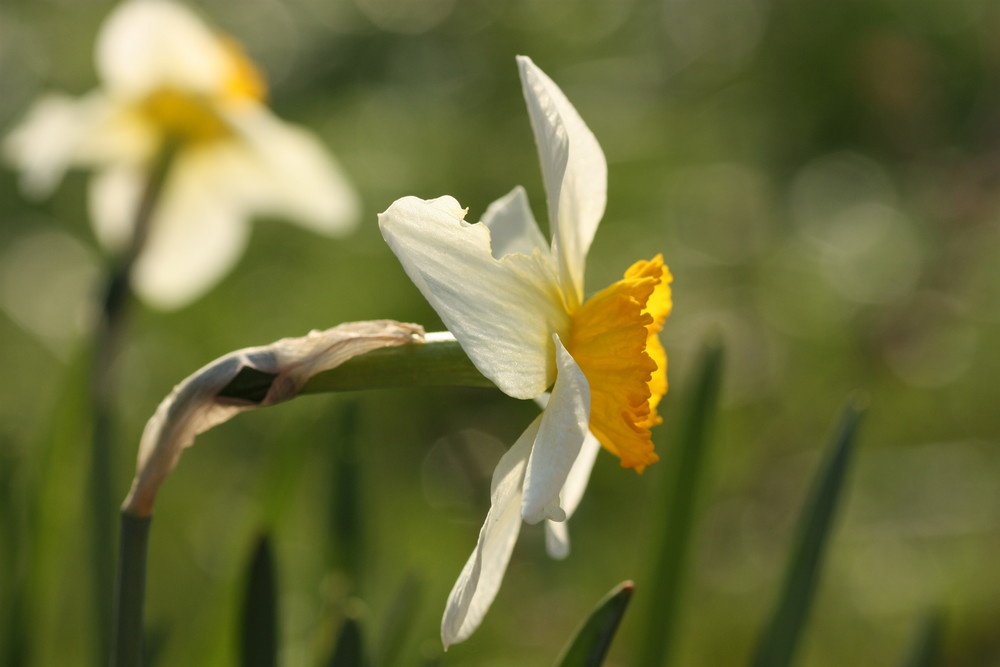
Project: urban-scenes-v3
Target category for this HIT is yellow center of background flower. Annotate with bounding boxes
[139,36,266,145]
[566,255,672,472]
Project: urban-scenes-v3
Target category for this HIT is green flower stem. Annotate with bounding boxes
[110,512,151,667]
[301,336,492,395]
[99,142,176,665]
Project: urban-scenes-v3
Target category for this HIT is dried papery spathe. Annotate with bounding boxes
[122,320,423,517]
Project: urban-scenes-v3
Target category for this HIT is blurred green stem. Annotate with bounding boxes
[95,142,176,665]
[111,513,151,667]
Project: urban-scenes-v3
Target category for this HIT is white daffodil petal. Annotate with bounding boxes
[442,418,537,648]
[225,108,360,235]
[133,208,248,311]
[97,0,229,98]
[543,430,600,559]
[560,430,601,520]
[516,58,568,246]
[4,94,117,198]
[540,414,600,559]
[516,56,607,306]
[481,186,548,260]
[521,335,591,524]
[89,165,145,252]
[127,153,251,309]
[379,196,569,399]
[545,519,570,560]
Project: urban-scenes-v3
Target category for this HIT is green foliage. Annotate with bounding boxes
[239,534,279,667]
[902,613,944,667]
[374,575,423,667]
[637,343,723,667]
[554,581,635,667]
[328,403,365,583]
[750,403,864,667]
[328,617,368,667]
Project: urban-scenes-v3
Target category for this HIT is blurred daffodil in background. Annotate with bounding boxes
[379,56,672,646]
[4,0,359,309]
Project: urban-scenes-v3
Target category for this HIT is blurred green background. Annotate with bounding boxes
[2,0,999,665]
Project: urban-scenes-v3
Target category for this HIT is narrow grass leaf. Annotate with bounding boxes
[554,580,635,667]
[329,403,365,583]
[637,342,724,667]
[376,574,423,667]
[328,617,368,667]
[902,612,944,667]
[0,440,27,667]
[240,534,279,667]
[749,400,864,667]
[24,351,92,666]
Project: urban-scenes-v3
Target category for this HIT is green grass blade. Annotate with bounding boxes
[637,342,724,667]
[376,574,423,667]
[328,403,365,584]
[554,580,635,667]
[749,401,864,667]
[0,439,28,667]
[24,351,92,665]
[328,617,368,667]
[902,612,944,667]
[240,534,279,667]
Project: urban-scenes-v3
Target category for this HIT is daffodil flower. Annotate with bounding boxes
[378,56,672,646]
[4,0,359,309]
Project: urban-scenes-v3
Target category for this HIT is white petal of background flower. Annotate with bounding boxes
[517,55,607,307]
[441,418,536,648]
[96,0,229,98]
[4,94,94,197]
[4,93,148,197]
[226,108,360,235]
[132,153,253,309]
[379,195,570,399]
[480,185,548,259]
[134,212,248,310]
[89,148,258,309]
[89,166,143,251]
[521,335,591,524]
